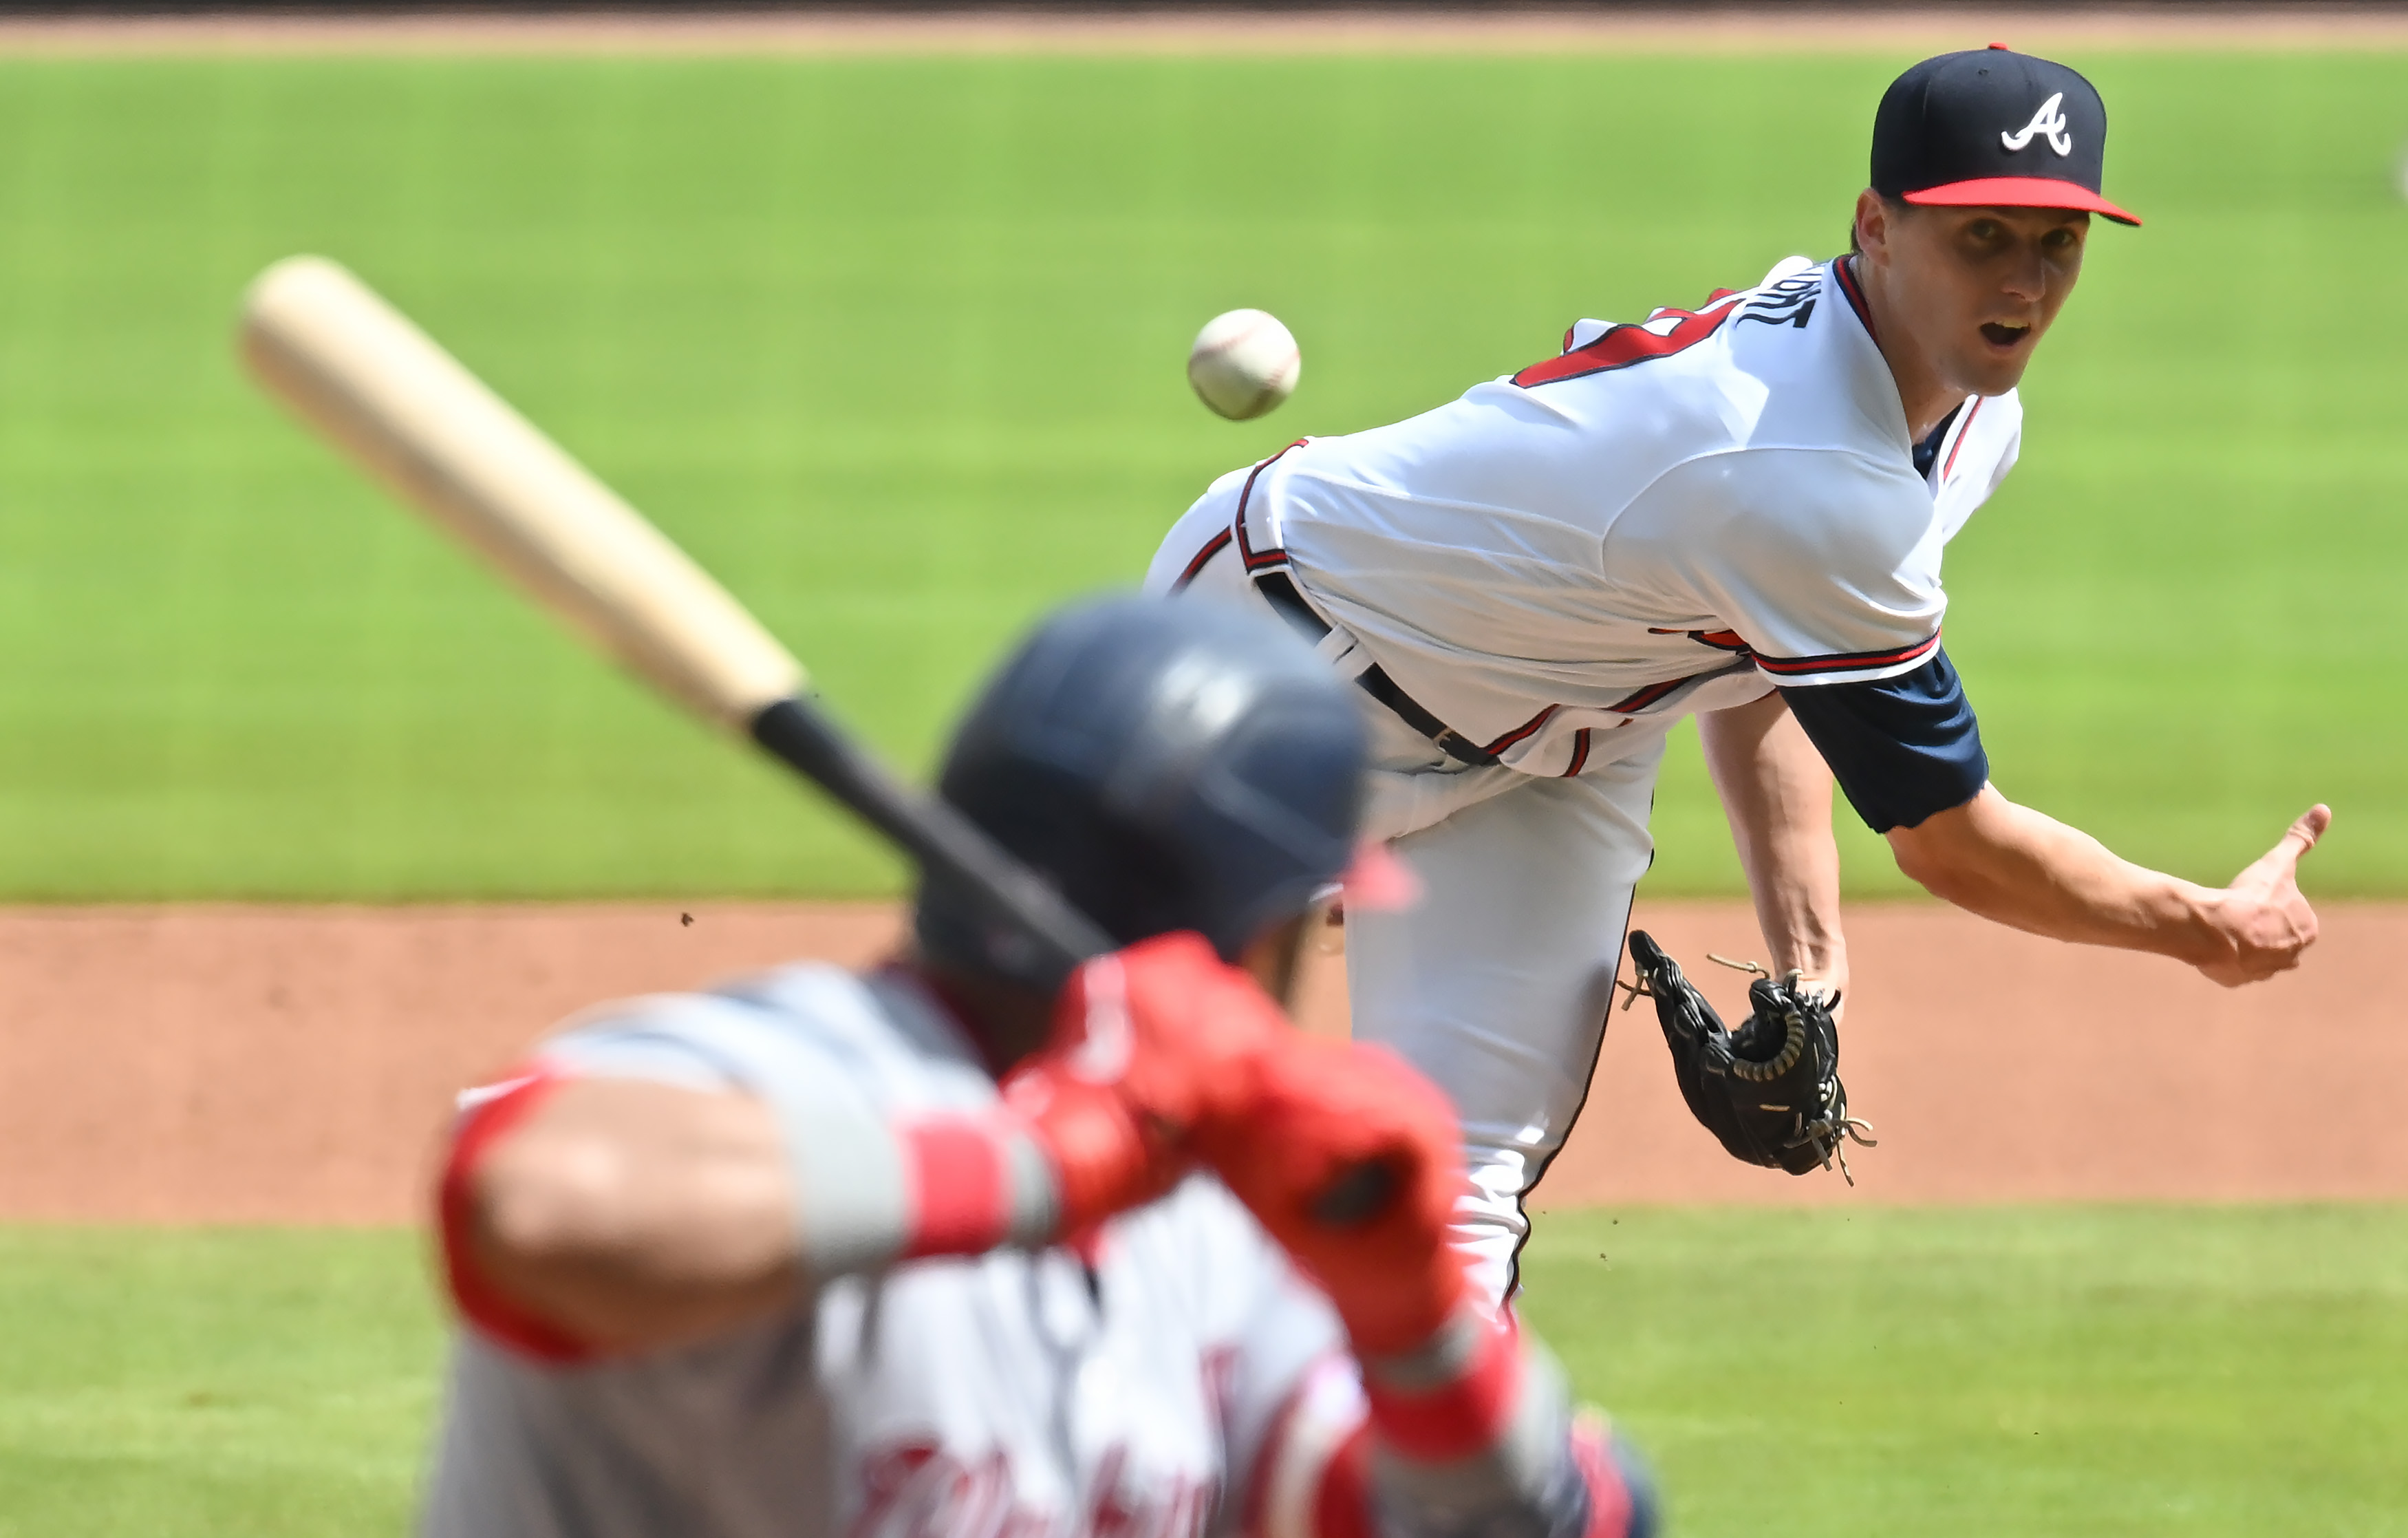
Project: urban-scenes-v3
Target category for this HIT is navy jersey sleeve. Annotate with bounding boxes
[1778,646,1988,833]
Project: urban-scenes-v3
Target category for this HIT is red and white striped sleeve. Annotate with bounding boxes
[434,987,1063,1362]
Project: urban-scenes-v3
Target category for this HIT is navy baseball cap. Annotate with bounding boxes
[1873,45,2140,226]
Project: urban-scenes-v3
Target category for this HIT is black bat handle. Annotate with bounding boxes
[749,696,1114,979]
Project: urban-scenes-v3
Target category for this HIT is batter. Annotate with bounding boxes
[422,597,1656,1538]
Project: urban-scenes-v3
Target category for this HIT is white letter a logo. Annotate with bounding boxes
[2001,92,2073,156]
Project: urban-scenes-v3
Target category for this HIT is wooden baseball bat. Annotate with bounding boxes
[238,255,1109,978]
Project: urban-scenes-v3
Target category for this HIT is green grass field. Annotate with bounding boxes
[0,50,2397,1538]
[2,1209,2401,1537]
[0,50,2402,901]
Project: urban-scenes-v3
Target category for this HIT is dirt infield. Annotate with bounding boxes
[0,7,2405,56]
[1,898,2396,1224]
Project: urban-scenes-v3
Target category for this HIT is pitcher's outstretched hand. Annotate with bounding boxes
[2198,804,2330,987]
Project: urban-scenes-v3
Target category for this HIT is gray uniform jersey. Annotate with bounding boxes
[420,963,1353,1538]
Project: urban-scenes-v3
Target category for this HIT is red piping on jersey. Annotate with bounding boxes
[438,1065,598,1364]
[1481,705,1558,758]
[1939,396,1984,481]
[1604,677,1688,715]
[1833,256,1878,344]
[1234,439,1311,573]
[1170,527,1232,592]
[1754,631,1940,678]
[1646,627,1754,654]
[1559,728,1593,778]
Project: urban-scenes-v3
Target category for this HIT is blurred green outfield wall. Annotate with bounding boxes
[0,52,2401,900]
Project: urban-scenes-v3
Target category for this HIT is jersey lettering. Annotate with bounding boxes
[852,1443,1214,1538]
[1733,270,1820,330]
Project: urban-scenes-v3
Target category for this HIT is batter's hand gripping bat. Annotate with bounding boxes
[237,255,1110,983]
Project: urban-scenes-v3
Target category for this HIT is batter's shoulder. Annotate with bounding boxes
[539,962,994,1111]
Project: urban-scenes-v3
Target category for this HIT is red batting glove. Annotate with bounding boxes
[998,1067,1194,1241]
[1001,932,1289,1237]
[1190,1036,1473,1358]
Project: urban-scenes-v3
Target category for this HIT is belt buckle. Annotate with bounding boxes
[1434,730,1492,767]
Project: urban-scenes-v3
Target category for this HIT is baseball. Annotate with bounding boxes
[1187,308,1300,420]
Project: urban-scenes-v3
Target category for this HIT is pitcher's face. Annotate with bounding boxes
[1860,195,2090,400]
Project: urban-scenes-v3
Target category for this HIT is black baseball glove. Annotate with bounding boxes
[1624,930,1875,1182]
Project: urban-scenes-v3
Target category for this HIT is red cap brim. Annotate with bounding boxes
[1904,176,2140,227]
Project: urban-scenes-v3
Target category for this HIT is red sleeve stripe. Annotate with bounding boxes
[1170,528,1233,593]
[897,1116,1015,1259]
[1753,631,1939,678]
[1234,439,1311,573]
[437,1065,597,1365]
[1361,1316,1523,1463]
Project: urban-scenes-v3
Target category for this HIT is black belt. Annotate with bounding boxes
[1252,570,1499,768]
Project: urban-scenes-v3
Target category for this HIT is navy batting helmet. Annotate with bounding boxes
[915,592,1367,993]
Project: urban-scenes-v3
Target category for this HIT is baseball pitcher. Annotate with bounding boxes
[1148,47,2328,1299]
[420,596,1657,1538]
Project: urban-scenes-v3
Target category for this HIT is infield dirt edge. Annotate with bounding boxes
[2,897,2398,1225]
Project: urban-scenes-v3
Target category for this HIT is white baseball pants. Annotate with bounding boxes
[1148,479,1662,1303]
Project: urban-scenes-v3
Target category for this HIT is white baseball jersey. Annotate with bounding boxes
[422,964,1358,1538]
[1201,255,2021,780]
